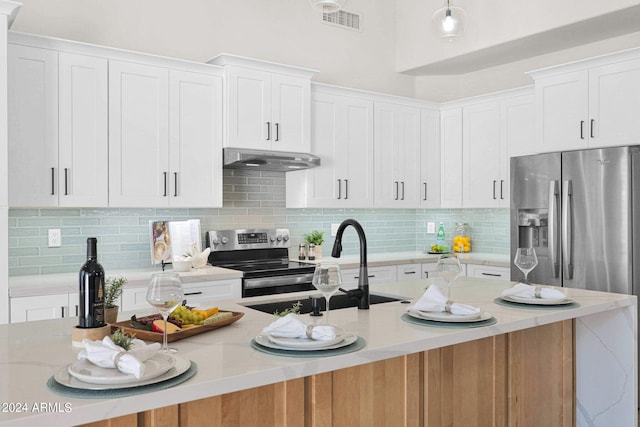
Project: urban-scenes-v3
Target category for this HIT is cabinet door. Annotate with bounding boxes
[466,265,510,281]
[8,44,58,206]
[169,70,223,207]
[271,73,311,152]
[589,58,640,148]
[374,102,421,208]
[109,60,170,207]
[535,70,588,152]
[397,264,421,282]
[422,262,438,279]
[440,108,463,208]
[10,294,68,323]
[463,101,501,208]
[226,66,271,150]
[504,94,535,158]
[289,91,374,208]
[420,109,441,208]
[58,52,108,207]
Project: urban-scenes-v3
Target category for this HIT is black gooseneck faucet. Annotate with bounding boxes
[331,219,369,309]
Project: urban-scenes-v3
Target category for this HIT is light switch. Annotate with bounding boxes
[331,223,340,237]
[427,222,436,234]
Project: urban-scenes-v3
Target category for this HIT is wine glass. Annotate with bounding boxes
[146,272,184,353]
[435,254,462,299]
[514,247,538,284]
[312,262,342,324]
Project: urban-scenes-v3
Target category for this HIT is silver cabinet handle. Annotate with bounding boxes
[394,181,399,200]
[401,181,405,200]
[337,179,342,199]
[562,180,573,280]
[500,180,504,200]
[275,123,279,141]
[344,179,348,199]
[266,122,271,140]
[492,180,497,199]
[51,167,55,195]
[580,120,585,139]
[590,119,595,138]
[548,180,560,278]
[423,182,427,201]
[174,172,178,197]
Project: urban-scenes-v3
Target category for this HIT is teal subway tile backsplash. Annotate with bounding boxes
[8,170,511,276]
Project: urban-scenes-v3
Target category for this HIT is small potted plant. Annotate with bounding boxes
[304,230,325,260]
[104,276,127,323]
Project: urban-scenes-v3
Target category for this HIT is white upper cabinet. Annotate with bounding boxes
[503,93,535,158]
[462,100,503,208]
[420,108,441,208]
[169,70,223,208]
[374,101,421,208]
[440,107,463,208]
[109,60,170,207]
[532,50,640,152]
[109,60,223,207]
[210,54,315,153]
[8,44,108,207]
[286,87,374,208]
[58,52,109,207]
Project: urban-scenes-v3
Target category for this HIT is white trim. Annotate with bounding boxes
[0,0,20,28]
[208,53,317,79]
[312,82,440,109]
[528,46,640,79]
[439,86,534,109]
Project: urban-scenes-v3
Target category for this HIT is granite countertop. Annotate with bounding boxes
[8,252,508,298]
[298,251,510,269]
[0,276,634,426]
[8,266,243,298]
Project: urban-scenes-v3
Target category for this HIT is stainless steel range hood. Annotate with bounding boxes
[223,147,321,172]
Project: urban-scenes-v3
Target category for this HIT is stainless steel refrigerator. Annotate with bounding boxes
[510,146,640,295]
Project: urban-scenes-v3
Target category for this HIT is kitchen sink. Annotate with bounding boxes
[242,292,409,315]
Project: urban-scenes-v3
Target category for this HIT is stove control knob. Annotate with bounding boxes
[269,234,276,242]
[220,236,229,244]
[211,236,220,245]
[282,234,290,242]
[276,235,283,242]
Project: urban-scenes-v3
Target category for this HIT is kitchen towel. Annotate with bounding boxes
[262,313,337,340]
[501,283,566,299]
[407,284,481,315]
[78,336,161,379]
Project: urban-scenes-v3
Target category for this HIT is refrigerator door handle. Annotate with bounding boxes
[548,180,560,278]
[562,180,574,280]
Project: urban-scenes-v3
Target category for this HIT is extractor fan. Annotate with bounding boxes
[309,0,347,13]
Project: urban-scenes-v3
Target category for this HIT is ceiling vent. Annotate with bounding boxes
[322,9,361,31]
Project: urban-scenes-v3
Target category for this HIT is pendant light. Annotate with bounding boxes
[309,0,347,13]
[432,0,466,41]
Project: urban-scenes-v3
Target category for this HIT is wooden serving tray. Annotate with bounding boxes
[109,310,244,343]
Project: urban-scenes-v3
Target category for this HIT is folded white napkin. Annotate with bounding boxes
[261,313,337,340]
[407,285,481,315]
[501,283,566,299]
[78,336,161,379]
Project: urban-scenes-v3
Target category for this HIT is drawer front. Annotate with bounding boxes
[397,264,421,282]
[466,265,510,281]
[341,266,397,288]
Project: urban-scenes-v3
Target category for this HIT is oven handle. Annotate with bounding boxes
[244,273,314,290]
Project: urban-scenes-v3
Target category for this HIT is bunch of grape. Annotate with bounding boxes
[170,305,205,325]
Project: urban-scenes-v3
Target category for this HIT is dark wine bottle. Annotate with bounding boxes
[78,237,105,328]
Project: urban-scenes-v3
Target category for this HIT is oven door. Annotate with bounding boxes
[242,272,315,297]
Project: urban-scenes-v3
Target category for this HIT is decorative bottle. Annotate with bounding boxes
[436,222,447,251]
[79,237,105,328]
[453,223,471,253]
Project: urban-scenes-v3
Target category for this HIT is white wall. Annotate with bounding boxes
[11,0,416,98]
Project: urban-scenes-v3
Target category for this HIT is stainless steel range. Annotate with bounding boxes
[206,228,316,297]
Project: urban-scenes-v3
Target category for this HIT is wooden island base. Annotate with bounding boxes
[80,320,573,427]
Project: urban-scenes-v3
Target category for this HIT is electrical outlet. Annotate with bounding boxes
[427,222,436,234]
[331,223,340,237]
[48,229,61,247]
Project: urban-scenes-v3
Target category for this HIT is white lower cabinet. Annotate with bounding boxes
[397,264,421,282]
[421,262,438,279]
[120,279,241,312]
[10,293,79,323]
[341,266,397,289]
[466,265,510,281]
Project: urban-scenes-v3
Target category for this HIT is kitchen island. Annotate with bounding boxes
[0,277,635,427]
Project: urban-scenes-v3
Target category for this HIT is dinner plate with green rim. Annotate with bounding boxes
[501,295,573,305]
[256,332,357,351]
[408,310,491,323]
